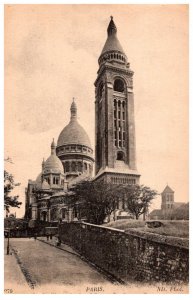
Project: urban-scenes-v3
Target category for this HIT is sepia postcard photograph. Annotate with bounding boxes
[3,3,189,295]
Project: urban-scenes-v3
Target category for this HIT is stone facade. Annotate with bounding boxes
[25,18,142,224]
[25,101,94,223]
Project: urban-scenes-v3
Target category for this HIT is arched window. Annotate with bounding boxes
[74,206,78,218]
[117,151,125,161]
[84,163,87,171]
[64,161,70,172]
[71,162,76,172]
[61,208,66,219]
[41,211,47,222]
[77,162,82,172]
[114,79,125,93]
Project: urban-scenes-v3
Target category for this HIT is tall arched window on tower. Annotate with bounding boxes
[114,79,125,93]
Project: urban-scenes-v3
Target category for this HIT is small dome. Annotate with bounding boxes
[57,100,91,148]
[44,140,64,174]
[44,155,64,173]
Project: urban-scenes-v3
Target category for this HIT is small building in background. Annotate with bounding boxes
[149,185,187,220]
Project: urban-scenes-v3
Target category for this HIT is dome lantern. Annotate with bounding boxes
[42,158,45,171]
[70,97,77,121]
[51,138,56,155]
[107,16,117,36]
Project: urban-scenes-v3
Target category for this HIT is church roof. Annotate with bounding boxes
[68,173,91,188]
[173,202,184,209]
[44,140,64,174]
[57,100,92,148]
[100,17,126,57]
[162,185,174,194]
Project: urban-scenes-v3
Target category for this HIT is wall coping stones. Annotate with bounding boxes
[82,222,125,233]
[124,228,189,250]
[80,222,188,249]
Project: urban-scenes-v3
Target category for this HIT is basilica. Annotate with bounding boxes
[25,17,140,223]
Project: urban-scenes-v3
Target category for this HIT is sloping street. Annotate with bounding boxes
[4,238,114,293]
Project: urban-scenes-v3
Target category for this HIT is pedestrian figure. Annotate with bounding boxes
[50,233,53,240]
[54,235,61,246]
[46,233,49,241]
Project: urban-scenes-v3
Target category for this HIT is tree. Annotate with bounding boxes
[4,170,22,216]
[171,203,189,220]
[119,184,158,220]
[70,180,119,225]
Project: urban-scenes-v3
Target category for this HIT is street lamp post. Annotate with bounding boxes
[6,229,10,255]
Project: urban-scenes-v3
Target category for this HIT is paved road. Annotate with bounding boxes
[5,238,114,293]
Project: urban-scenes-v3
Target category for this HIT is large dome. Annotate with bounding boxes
[57,121,91,148]
[44,140,64,174]
[57,100,91,148]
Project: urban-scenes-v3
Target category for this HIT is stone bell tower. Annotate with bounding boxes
[94,17,140,184]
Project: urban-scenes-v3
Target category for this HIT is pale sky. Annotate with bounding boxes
[4,4,188,218]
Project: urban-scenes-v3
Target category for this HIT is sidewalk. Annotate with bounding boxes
[37,236,80,256]
[4,242,31,293]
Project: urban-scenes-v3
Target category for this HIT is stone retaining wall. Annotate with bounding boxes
[59,222,189,283]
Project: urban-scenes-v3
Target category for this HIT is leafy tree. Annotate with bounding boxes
[119,184,158,220]
[70,180,119,225]
[4,170,22,216]
[171,203,189,220]
[69,180,158,223]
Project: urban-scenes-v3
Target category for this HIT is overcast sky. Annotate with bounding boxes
[4,4,188,218]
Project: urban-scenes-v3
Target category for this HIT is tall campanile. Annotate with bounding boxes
[94,17,140,184]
